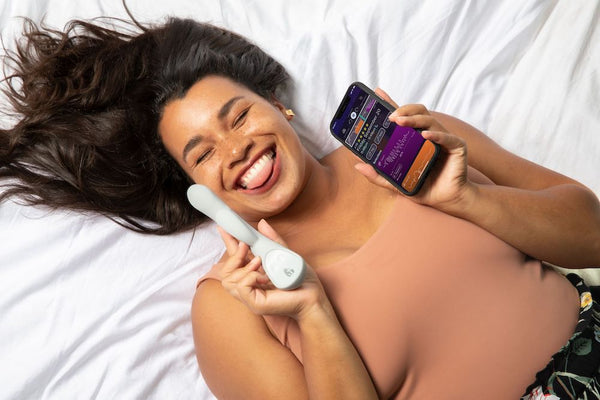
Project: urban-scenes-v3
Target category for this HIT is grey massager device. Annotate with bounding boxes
[187,184,306,290]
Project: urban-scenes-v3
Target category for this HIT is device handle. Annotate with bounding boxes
[187,184,258,246]
[186,184,305,290]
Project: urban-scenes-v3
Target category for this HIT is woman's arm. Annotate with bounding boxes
[297,300,378,400]
[356,89,600,268]
[432,111,600,268]
[191,221,378,400]
[192,280,308,399]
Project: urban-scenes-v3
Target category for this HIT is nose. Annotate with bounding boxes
[226,137,253,168]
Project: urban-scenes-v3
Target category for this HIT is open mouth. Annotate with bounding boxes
[236,148,276,190]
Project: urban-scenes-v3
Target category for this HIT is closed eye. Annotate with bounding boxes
[195,149,213,166]
[233,108,250,127]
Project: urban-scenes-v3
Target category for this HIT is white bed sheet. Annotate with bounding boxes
[488,0,600,196]
[1,0,597,399]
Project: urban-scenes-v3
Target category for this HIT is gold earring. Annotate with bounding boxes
[285,109,295,117]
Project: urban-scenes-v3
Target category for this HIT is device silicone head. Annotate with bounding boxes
[186,184,305,290]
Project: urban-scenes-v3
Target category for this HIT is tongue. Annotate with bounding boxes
[244,158,274,189]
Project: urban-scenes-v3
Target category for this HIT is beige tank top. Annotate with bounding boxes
[198,179,579,399]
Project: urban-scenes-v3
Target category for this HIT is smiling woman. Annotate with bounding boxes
[158,76,311,222]
[2,13,600,400]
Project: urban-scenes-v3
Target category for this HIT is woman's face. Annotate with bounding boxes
[159,75,308,221]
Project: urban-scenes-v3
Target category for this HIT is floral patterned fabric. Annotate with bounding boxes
[522,274,600,400]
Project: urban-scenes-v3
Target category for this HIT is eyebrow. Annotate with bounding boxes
[182,135,203,164]
[218,96,244,120]
[181,95,244,163]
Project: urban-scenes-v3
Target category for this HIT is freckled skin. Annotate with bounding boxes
[159,75,314,223]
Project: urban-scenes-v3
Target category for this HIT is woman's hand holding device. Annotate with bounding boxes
[187,184,331,320]
[377,89,472,210]
[330,82,471,210]
[187,184,305,290]
[215,221,334,321]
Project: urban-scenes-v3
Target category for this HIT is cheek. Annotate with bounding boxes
[283,137,308,178]
[277,125,304,160]
[189,161,221,186]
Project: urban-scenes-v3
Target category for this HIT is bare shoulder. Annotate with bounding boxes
[320,144,361,169]
[432,111,585,190]
[323,145,394,194]
[191,279,308,399]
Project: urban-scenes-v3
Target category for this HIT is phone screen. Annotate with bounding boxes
[329,82,438,195]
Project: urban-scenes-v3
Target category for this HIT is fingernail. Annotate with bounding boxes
[390,114,408,123]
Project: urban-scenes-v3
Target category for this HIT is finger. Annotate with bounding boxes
[374,87,400,109]
[224,255,262,284]
[422,130,466,153]
[389,114,441,130]
[389,104,430,118]
[257,219,288,247]
[222,258,270,301]
[238,268,270,289]
[235,272,273,313]
[220,241,251,275]
[354,162,396,191]
[221,256,261,288]
[217,226,240,256]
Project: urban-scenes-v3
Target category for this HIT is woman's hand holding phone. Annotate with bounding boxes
[354,88,474,213]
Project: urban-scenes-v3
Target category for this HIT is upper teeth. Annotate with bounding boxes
[239,151,274,188]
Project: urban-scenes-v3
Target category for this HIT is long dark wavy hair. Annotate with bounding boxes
[0,16,290,234]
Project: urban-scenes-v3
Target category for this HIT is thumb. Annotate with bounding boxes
[354,162,396,191]
[374,87,400,109]
[257,219,288,247]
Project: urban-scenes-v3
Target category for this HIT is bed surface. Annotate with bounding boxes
[1,0,598,398]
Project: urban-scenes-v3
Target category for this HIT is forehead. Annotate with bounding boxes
[161,76,251,128]
[158,76,254,156]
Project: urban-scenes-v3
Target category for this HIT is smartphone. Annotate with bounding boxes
[329,82,439,195]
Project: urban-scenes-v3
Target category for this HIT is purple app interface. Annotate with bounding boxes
[331,85,425,184]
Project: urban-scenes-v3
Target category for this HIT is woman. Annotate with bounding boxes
[2,17,600,399]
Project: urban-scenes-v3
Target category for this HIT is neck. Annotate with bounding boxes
[268,149,340,239]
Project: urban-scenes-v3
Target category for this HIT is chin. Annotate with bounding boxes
[242,184,300,222]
